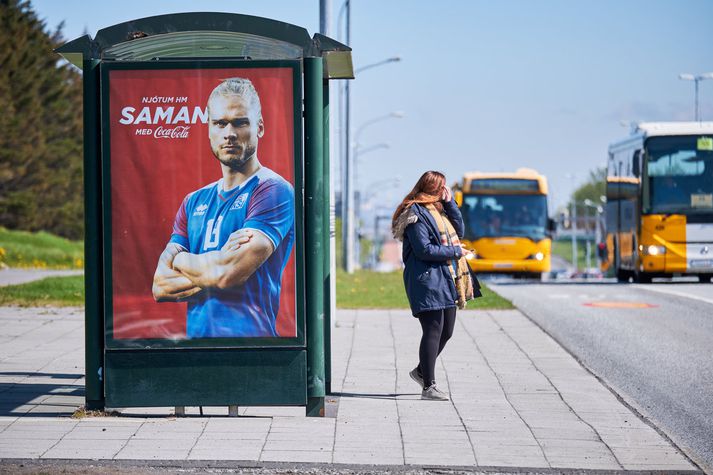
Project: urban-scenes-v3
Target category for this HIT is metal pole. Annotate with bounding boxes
[594,208,602,270]
[695,78,700,122]
[322,77,332,395]
[373,214,379,268]
[304,57,325,417]
[342,0,355,273]
[322,0,337,396]
[571,202,578,273]
[584,207,592,273]
[319,0,331,37]
[354,183,360,269]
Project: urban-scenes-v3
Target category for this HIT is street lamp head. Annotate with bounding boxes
[390,111,405,118]
[679,73,695,81]
[387,56,401,63]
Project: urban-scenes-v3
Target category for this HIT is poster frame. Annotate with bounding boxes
[99,59,305,350]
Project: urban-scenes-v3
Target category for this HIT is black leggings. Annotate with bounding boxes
[417,307,456,388]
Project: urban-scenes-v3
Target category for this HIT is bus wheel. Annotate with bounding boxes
[700,275,712,283]
[616,268,629,283]
[634,271,652,284]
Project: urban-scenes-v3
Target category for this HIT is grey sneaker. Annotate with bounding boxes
[421,384,449,401]
[409,367,424,388]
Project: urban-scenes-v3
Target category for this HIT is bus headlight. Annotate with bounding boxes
[527,252,545,261]
[639,244,666,256]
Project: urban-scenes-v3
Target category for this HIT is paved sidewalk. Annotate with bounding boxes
[0,268,83,287]
[0,306,700,473]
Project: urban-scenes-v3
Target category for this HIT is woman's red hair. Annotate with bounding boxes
[392,171,446,227]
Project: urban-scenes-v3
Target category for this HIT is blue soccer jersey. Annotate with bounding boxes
[169,166,295,338]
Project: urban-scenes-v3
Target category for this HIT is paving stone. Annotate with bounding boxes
[114,449,190,460]
[187,447,262,460]
[260,449,332,463]
[475,454,549,467]
[0,307,695,471]
[42,447,122,459]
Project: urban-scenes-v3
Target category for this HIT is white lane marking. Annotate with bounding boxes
[632,284,713,306]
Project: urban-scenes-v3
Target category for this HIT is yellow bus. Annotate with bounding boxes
[455,168,553,279]
[603,122,713,283]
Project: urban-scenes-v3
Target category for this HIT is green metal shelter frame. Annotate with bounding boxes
[56,12,352,417]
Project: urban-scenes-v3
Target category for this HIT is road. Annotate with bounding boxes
[489,279,713,473]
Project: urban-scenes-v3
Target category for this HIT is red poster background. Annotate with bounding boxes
[108,67,296,339]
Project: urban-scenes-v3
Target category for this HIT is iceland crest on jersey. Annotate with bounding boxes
[230,192,249,210]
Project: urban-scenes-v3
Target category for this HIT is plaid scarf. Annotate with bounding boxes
[426,204,474,309]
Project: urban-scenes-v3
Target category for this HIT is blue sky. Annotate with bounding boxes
[33,0,713,213]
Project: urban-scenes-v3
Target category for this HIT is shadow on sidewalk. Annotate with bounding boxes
[331,391,417,400]
[0,372,84,417]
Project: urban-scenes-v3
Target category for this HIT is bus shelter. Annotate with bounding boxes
[56,12,353,416]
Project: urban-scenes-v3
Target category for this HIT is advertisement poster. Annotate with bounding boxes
[107,65,298,341]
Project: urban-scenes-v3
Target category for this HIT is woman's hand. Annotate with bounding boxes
[460,243,475,258]
[441,185,452,202]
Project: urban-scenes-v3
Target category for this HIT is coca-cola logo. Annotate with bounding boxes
[118,97,207,140]
[154,126,191,139]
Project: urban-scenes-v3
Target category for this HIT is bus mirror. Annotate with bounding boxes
[454,190,463,207]
[547,218,557,233]
[632,151,641,178]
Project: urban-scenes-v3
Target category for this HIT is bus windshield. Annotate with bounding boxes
[461,194,547,241]
[644,136,713,215]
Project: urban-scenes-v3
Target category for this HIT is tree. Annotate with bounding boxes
[0,0,84,239]
[572,167,606,206]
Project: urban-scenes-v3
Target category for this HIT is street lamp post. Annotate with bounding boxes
[570,201,578,274]
[352,142,391,269]
[344,110,403,272]
[583,199,604,274]
[339,44,400,273]
[360,177,400,268]
[679,72,713,122]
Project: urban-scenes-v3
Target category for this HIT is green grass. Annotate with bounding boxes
[0,270,513,310]
[336,269,513,310]
[0,275,84,307]
[0,227,83,269]
[552,238,597,270]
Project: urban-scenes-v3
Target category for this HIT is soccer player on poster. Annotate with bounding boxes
[152,77,295,338]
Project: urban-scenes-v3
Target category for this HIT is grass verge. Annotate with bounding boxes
[0,275,84,307]
[0,227,83,269]
[552,238,597,270]
[337,269,513,310]
[0,270,513,310]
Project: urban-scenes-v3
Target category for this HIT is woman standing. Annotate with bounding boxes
[392,171,479,400]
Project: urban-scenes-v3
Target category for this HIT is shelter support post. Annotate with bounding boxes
[83,59,105,410]
[304,57,326,416]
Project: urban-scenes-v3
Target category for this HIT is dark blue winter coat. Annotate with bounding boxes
[400,199,464,316]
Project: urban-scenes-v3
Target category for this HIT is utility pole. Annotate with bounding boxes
[584,206,591,272]
[570,201,578,273]
[341,0,354,273]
